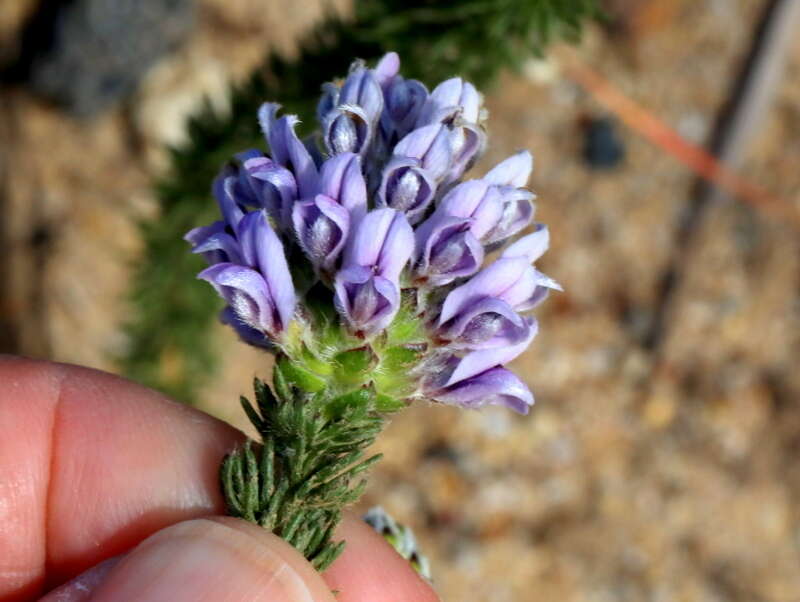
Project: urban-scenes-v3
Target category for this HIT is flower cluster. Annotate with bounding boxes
[187,52,559,413]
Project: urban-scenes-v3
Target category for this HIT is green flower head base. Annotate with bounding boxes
[186,52,559,571]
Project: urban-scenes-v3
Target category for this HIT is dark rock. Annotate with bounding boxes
[17,0,194,116]
[582,116,625,169]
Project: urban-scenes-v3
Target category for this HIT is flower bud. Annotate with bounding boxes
[292,194,350,272]
[422,336,535,414]
[383,76,428,140]
[372,52,401,90]
[334,266,400,336]
[377,157,436,224]
[339,62,384,126]
[413,214,483,286]
[323,104,373,156]
[316,82,340,125]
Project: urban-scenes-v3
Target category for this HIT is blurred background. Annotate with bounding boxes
[2,1,800,600]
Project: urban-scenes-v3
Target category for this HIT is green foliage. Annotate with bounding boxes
[120,0,599,402]
[222,372,388,570]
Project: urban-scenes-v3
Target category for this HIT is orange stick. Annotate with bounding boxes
[560,52,800,229]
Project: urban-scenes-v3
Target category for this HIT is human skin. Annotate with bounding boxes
[0,355,439,602]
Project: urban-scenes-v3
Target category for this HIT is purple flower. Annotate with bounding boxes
[198,210,296,340]
[242,156,298,230]
[338,62,384,125]
[341,208,414,281]
[334,209,414,334]
[377,157,436,224]
[377,123,453,223]
[382,76,428,142]
[446,123,486,182]
[413,213,483,286]
[292,194,350,273]
[318,153,367,222]
[185,220,241,265]
[184,170,250,264]
[320,64,384,156]
[188,51,559,415]
[436,299,537,351]
[417,77,482,126]
[258,103,318,198]
[481,151,536,244]
[219,306,274,349]
[415,78,486,181]
[439,225,560,325]
[434,180,504,241]
[391,123,452,181]
[322,105,374,156]
[422,329,537,414]
[425,361,534,414]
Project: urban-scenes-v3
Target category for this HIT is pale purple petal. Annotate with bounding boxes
[185,221,241,265]
[484,151,533,187]
[446,123,486,182]
[244,157,298,228]
[500,266,562,309]
[437,180,504,240]
[418,77,482,125]
[502,223,549,263]
[378,210,415,280]
[344,208,414,281]
[212,173,245,229]
[444,324,537,386]
[318,153,367,220]
[393,124,452,181]
[190,229,244,266]
[373,52,400,89]
[430,365,534,414]
[383,77,428,138]
[439,257,530,325]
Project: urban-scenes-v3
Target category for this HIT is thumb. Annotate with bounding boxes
[41,517,336,602]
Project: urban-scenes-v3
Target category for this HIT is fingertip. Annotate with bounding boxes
[323,513,439,602]
[87,517,336,602]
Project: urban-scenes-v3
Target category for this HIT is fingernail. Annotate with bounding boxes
[40,556,122,601]
[88,518,322,602]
